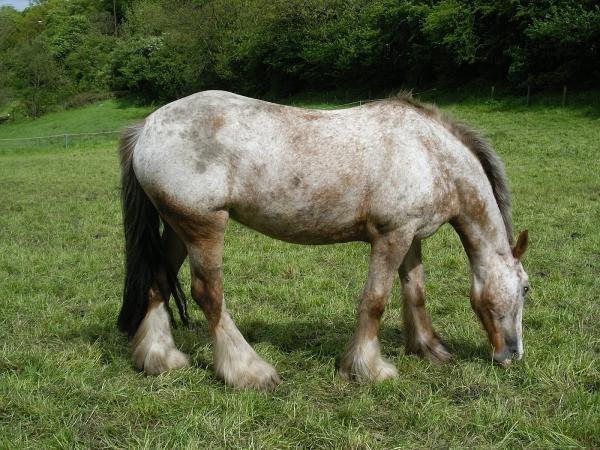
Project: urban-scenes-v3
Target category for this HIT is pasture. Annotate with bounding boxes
[1,95,599,448]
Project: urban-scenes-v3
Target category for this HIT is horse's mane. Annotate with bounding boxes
[389,91,514,244]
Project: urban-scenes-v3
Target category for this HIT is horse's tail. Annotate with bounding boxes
[117,124,188,336]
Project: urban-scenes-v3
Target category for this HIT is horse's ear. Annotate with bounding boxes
[512,229,528,260]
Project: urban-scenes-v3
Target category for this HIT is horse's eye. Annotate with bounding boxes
[523,286,529,296]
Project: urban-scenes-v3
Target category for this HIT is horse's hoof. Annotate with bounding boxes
[426,341,452,364]
[135,347,190,375]
[218,356,281,390]
[407,338,452,364]
[371,359,399,381]
[339,357,399,383]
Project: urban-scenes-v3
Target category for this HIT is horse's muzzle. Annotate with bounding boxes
[493,335,523,366]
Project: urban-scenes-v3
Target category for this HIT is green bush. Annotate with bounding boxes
[0,0,597,114]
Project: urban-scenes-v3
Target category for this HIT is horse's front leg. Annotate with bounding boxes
[399,239,451,363]
[339,232,410,382]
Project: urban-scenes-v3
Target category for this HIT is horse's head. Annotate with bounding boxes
[471,230,529,365]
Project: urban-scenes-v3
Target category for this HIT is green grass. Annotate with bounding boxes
[0,99,154,138]
[0,99,154,153]
[1,95,599,448]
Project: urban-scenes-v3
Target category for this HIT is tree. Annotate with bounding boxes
[12,38,68,117]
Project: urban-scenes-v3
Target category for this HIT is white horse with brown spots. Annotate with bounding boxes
[117,90,529,388]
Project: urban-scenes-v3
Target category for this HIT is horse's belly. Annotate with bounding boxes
[229,204,368,244]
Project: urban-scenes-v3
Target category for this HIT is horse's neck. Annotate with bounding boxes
[452,186,512,280]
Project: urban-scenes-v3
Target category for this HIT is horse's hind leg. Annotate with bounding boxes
[339,233,410,382]
[399,239,451,363]
[181,211,280,389]
[131,225,189,374]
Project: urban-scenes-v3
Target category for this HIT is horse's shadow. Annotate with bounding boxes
[240,318,493,366]
[79,316,491,371]
[224,317,490,364]
[240,318,400,358]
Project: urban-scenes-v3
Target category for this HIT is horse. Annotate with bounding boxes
[117,90,529,389]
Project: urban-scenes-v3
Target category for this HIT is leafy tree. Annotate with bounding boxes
[11,38,68,116]
[523,2,600,87]
[109,0,214,99]
[1,0,598,116]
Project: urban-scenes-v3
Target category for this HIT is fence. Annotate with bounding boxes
[1,86,594,153]
[0,130,122,152]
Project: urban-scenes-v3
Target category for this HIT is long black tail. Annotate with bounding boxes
[117,124,188,336]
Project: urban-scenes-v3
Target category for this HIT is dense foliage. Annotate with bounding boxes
[0,0,598,116]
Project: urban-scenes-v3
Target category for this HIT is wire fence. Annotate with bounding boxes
[0,102,378,152]
[0,92,429,152]
[0,130,122,152]
[0,86,593,153]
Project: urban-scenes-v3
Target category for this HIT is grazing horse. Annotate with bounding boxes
[117,91,529,389]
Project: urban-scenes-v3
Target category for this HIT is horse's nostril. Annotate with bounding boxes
[506,343,522,360]
[505,336,518,353]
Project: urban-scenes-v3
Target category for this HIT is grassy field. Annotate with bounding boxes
[0,99,155,153]
[1,94,599,448]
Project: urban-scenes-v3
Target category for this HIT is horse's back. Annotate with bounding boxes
[133,91,467,243]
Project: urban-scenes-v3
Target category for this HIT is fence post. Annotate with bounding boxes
[491,85,495,100]
[64,134,68,149]
[562,85,567,107]
[526,85,531,106]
